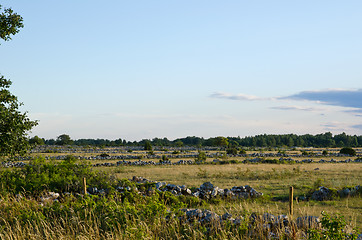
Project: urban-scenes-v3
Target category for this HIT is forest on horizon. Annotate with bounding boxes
[30,132,362,148]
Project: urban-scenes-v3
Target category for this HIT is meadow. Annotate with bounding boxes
[107,160,362,230]
[0,146,361,239]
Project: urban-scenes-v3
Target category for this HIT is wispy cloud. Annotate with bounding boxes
[270,105,323,112]
[320,122,351,132]
[351,124,362,130]
[282,89,362,109]
[343,109,362,117]
[210,89,362,112]
[210,92,272,101]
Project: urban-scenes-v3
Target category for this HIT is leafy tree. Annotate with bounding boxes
[0,4,23,42]
[56,134,73,145]
[0,5,37,160]
[226,148,238,155]
[214,136,229,148]
[0,75,38,159]
[174,140,184,148]
[29,135,45,146]
[144,141,152,151]
[195,151,207,163]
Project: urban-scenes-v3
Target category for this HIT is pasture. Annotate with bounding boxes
[1,146,361,239]
[29,146,362,229]
[105,162,362,229]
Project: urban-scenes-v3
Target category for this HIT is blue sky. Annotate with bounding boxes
[1,1,361,140]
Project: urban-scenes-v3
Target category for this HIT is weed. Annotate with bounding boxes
[308,211,360,239]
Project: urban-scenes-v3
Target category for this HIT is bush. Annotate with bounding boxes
[226,148,238,155]
[308,212,360,239]
[340,147,356,156]
[195,151,207,163]
[0,156,116,195]
[99,153,110,158]
[239,149,247,154]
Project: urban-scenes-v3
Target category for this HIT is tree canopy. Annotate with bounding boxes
[0,5,23,42]
[0,76,38,158]
[56,134,73,145]
[0,5,38,159]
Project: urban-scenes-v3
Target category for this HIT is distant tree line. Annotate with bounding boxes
[29,132,362,148]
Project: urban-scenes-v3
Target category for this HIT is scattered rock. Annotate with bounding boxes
[200,182,214,191]
[129,177,263,200]
[40,192,60,205]
[296,216,321,229]
[311,187,333,201]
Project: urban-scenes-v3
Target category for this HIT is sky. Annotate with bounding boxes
[1,1,361,141]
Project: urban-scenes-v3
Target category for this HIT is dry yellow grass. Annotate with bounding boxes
[103,162,362,229]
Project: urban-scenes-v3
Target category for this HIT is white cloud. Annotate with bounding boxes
[270,105,324,112]
[210,92,273,101]
[210,89,362,114]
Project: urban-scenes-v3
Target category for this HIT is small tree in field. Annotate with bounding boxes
[29,136,45,146]
[56,134,73,145]
[144,141,152,151]
[195,151,207,163]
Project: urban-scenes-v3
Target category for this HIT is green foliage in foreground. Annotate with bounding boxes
[0,156,115,195]
[0,193,359,239]
[308,212,360,240]
[0,157,360,239]
[0,75,38,160]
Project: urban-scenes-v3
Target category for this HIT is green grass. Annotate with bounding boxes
[1,152,361,239]
[105,162,362,229]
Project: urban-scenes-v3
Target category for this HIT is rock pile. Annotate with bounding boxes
[179,209,321,236]
[311,186,334,201]
[180,208,244,225]
[296,216,321,229]
[311,185,361,201]
[1,161,26,167]
[339,185,361,197]
[190,182,263,199]
[130,177,263,200]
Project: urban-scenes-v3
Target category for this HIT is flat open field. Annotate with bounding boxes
[98,162,362,229]
[17,146,362,231]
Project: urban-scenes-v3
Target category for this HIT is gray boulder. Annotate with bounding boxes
[200,182,214,191]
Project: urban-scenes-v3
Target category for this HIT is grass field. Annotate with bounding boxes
[99,162,362,230]
[26,147,362,230]
[1,147,361,239]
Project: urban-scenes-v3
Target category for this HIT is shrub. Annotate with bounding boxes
[226,148,238,155]
[0,156,116,195]
[195,151,207,163]
[308,212,360,239]
[340,147,356,156]
[99,153,110,158]
[239,149,247,154]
